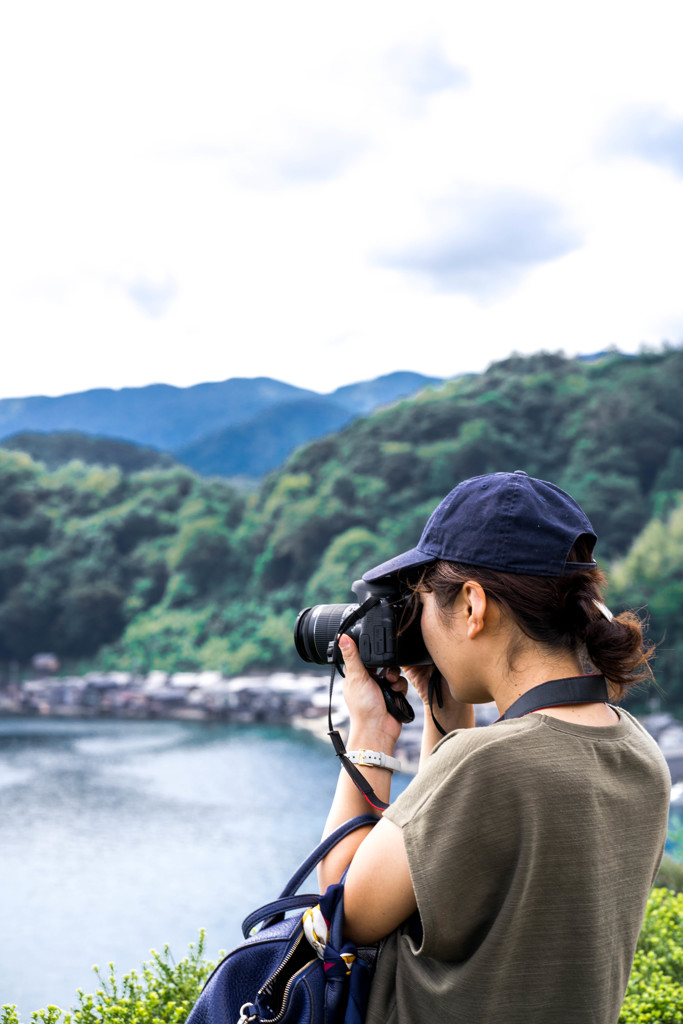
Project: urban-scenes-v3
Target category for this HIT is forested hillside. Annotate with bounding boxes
[1,348,682,705]
[0,432,177,473]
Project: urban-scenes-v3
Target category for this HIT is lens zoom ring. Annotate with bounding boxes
[311,604,351,659]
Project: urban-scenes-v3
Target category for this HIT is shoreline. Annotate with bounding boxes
[4,669,683,785]
[0,667,432,768]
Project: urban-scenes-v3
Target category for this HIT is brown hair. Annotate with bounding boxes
[414,550,654,699]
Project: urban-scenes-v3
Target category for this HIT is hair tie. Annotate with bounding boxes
[593,599,613,622]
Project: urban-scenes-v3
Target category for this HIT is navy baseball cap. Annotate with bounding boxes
[363,470,598,582]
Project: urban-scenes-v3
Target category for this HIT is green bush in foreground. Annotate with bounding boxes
[1,933,216,1024]
[3,891,683,1023]
[619,888,683,1024]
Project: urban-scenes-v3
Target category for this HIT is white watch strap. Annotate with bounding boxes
[346,749,401,773]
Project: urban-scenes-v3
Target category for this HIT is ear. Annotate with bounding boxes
[462,581,487,639]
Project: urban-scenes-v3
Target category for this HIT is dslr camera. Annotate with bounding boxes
[294,579,432,724]
[294,578,431,670]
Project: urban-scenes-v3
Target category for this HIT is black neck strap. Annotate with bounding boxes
[498,674,609,721]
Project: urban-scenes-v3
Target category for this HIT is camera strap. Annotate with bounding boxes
[428,668,448,737]
[425,671,610,732]
[327,595,392,812]
[497,674,610,720]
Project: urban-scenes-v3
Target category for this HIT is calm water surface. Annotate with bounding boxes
[0,717,411,1016]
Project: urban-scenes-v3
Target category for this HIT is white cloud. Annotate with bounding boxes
[604,106,683,176]
[378,188,581,296]
[384,40,469,109]
[125,275,178,318]
[0,0,682,399]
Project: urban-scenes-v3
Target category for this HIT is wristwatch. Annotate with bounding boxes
[345,749,402,773]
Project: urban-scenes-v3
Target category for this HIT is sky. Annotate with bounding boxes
[1,0,683,400]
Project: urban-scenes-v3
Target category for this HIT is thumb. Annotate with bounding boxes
[338,634,360,666]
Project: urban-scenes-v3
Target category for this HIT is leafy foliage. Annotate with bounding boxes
[0,432,176,473]
[0,933,215,1024]
[619,888,683,1024]
[0,455,246,668]
[610,493,683,703]
[1,348,683,689]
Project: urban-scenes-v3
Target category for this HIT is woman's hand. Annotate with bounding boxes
[403,664,473,733]
[338,635,407,749]
[402,663,475,766]
[401,663,435,706]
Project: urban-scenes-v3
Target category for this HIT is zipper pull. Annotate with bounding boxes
[236,1004,259,1024]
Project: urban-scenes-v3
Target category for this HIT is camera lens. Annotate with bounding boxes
[293,603,357,664]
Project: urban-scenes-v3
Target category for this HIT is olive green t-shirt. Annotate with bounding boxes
[366,709,670,1024]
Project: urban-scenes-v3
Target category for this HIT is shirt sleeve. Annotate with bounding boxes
[383,726,524,961]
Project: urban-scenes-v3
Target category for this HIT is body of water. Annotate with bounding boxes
[0,716,411,1016]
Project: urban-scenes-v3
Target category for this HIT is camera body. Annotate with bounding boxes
[294,578,432,669]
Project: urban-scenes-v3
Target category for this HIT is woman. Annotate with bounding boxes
[318,470,670,1024]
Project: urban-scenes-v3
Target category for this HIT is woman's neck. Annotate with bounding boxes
[494,656,618,727]
[493,652,586,717]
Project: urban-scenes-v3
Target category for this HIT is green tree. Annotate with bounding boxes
[609,494,683,703]
[305,527,392,604]
[55,582,127,656]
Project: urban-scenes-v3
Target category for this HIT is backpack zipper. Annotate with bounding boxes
[257,926,316,1023]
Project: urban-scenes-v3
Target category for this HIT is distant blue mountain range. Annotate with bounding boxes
[0,371,444,479]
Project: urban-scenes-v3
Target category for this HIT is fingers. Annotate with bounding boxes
[382,665,405,687]
[338,636,407,728]
[361,660,408,696]
[402,663,433,688]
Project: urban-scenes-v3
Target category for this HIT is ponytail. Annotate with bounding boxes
[582,610,653,698]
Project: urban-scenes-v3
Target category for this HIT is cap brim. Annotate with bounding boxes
[362,548,436,582]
